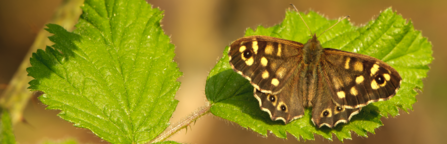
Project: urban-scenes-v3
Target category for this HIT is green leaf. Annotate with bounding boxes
[0,108,16,144]
[206,8,432,141]
[27,0,181,143]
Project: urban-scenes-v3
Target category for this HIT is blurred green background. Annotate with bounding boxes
[0,0,445,143]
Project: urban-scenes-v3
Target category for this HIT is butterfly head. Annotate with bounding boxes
[309,34,319,43]
[305,34,322,50]
[303,34,323,64]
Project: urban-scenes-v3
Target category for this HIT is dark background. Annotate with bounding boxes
[1,0,445,143]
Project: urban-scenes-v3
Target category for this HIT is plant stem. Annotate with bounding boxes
[0,0,84,125]
[150,104,211,143]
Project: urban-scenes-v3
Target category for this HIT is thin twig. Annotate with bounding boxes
[150,104,211,143]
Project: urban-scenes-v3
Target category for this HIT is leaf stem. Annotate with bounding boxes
[150,104,211,143]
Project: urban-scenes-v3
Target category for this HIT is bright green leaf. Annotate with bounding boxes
[0,108,16,144]
[206,8,432,141]
[27,0,181,143]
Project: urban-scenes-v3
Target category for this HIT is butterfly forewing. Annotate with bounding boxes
[322,49,402,109]
[228,36,304,94]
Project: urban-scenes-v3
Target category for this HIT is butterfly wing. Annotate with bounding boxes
[228,36,304,94]
[312,98,361,128]
[310,48,401,128]
[311,60,362,128]
[321,49,402,109]
[253,62,307,123]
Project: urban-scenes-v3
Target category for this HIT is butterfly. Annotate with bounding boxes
[227,7,401,128]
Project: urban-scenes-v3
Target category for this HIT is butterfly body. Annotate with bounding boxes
[228,35,401,128]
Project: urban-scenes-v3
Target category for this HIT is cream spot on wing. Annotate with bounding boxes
[355,75,364,84]
[262,70,269,79]
[383,73,390,81]
[271,78,279,86]
[379,79,387,87]
[261,57,268,67]
[228,56,232,61]
[270,61,277,71]
[239,45,246,53]
[245,57,254,66]
[337,91,346,99]
[345,57,351,69]
[371,80,380,89]
[351,87,358,96]
[240,53,247,60]
[276,67,286,79]
[333,77,343,89]
[354,61,363,72]
[337,106,345,111]
[270,95,277,106]
[334,83,340,89]
[370,63,380,76]
[320,108,332,117]
[252,41,258,54]
[334,105,345,114]
[277,101,288,112]
[265,43,274,55]
[277,44,282,56]
[344,76,352,85]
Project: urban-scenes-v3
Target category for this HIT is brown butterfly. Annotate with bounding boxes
[228,6,401,128]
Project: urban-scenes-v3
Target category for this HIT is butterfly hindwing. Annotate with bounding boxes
[229,36,304,94]
[322,49,402,109]
[254,74,305,123]
[311,62,362,128]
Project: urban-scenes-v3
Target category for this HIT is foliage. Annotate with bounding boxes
[27,0,181,143]
[206,8,432,141]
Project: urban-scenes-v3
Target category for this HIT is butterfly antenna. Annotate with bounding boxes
[319,15,350,37]
[290,4,312,35]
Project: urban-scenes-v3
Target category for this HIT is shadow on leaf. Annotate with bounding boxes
[27,24,81,80]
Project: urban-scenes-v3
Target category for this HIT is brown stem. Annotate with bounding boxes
[150,104,211,143]
[0,0,84,125]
